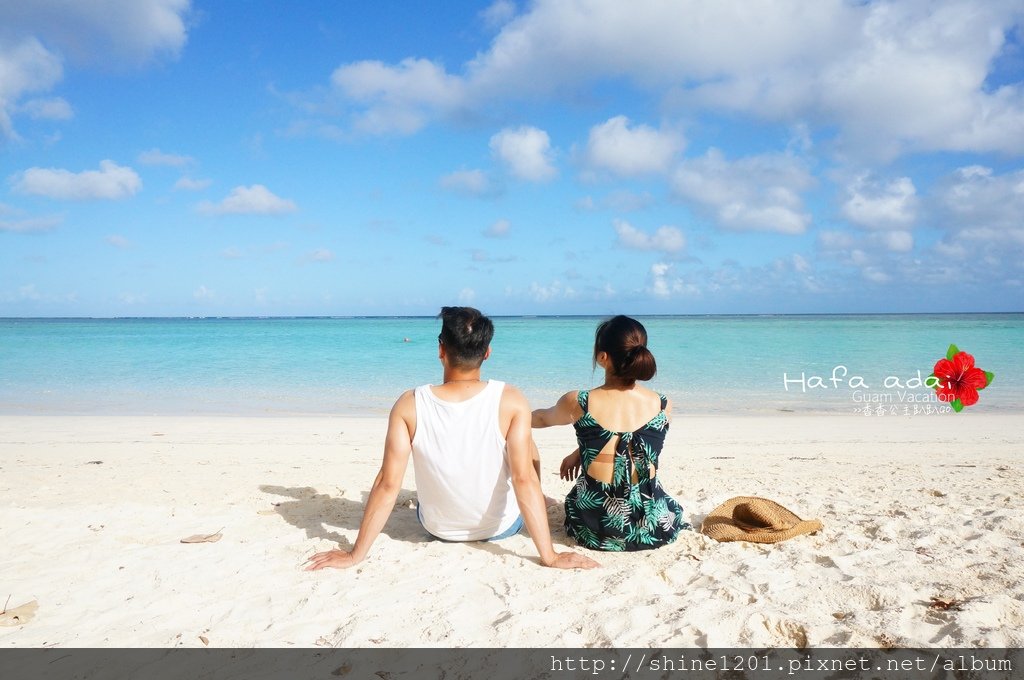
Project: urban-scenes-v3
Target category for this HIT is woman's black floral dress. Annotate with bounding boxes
[564,390,690,551]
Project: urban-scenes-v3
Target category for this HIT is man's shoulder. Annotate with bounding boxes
[392,388,418,414]
[498,380,524,397]
[498,382,528,409]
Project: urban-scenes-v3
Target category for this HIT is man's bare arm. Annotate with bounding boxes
[305,391,414,571]
[505,387,598,570]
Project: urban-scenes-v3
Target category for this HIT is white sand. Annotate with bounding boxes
[1,413,1022,648]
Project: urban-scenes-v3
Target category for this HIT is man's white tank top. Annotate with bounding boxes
[411,379,521,541]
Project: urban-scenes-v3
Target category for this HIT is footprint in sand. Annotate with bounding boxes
[749,613,809,648]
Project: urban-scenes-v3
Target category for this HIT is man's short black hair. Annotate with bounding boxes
[438,306,494,369]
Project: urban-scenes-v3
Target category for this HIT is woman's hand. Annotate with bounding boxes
[559,448,582,481]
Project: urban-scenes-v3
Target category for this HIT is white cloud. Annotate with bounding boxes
[936,165,1024,237]
[575,196,596,211]
[105,234,132,249]
[0,0,191,66]
[808,2,1024,156]
[876,231,914,253]
[481,0,517,29]
[862,267,891,284]
[0,214,62,233]
[193,284,214,301]
[309,248,334,262]
[20,96,73,120]
[583,116,684,176]
[198,185,297,216]
[613,219,685,253]
[439,169,491,195]
[672,149,813,234]
[490,126,557,181]
[959,226,1024,245]
[922,166,1024,282]
[649,262,673,298]
[464,1,850,96]
[138,148,193,166]
[484,219,510,238]
[319,1,1022,157]
[0,1,191,137]
[331,57,465,134]
[841,174,917,229]
[574,192,653,212]
[492,0,1024,156]
[11,160,141,200]
[817,223,915,268]
[528,279,576,302]
[792,253,810,273]
[933,240,968,260]
[0,38,62,101]
[174,176,211,191]
[458,287,476,304]
[817,229,856,251]
[4,282,75,303]
[647,262,699,299]
[0,37,64,138]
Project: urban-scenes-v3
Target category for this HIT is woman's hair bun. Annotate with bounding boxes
[594,316,656,383]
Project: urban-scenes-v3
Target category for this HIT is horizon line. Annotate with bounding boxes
[2,311,1023,321]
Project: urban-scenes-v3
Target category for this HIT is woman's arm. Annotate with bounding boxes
[532,391,580,428]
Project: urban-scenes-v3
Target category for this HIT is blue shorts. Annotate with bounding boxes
[416,505,524,542]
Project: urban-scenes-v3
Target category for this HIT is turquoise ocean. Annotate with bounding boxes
[0,314,1021,416]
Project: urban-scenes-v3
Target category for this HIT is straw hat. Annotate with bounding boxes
[701,496,822,543]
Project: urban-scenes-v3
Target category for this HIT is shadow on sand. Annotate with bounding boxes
[259,484,582,565]
[259,485,429,550]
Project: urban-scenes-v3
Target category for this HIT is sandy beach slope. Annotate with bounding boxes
[1,414,1021,648]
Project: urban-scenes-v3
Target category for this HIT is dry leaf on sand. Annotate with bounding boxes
[0,600,39,627]
[928,596,963,611]
[180,529,223,544]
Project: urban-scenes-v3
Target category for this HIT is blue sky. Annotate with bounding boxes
[1,0,1023,316]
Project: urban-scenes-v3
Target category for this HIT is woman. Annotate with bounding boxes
[532,315,690,551]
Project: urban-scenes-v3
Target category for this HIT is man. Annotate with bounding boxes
[306,306,598,570]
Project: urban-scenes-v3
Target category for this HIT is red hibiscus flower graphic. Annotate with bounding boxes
[931,344,994,412]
